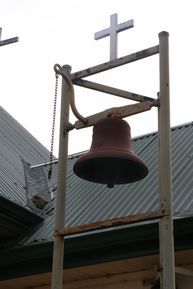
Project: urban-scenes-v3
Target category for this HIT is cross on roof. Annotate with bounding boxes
[0,28,19,47]
[94,14,134,61]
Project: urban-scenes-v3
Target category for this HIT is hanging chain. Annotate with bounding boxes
[48,73,59,180]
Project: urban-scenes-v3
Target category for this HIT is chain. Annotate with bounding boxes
[48,73,59,180]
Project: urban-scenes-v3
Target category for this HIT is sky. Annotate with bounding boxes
[0,0,192,157]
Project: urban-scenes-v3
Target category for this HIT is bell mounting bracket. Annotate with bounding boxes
[54,43,159,130]
[74,101,155,129]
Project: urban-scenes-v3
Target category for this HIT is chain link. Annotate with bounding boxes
[48,73,59,180]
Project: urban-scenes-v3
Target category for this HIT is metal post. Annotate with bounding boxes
[51,65,72,289]
[158,31,176,289]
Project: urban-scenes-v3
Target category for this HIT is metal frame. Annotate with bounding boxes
[158,31,175,289]
[55,209,168,237]
[51,32,176,289]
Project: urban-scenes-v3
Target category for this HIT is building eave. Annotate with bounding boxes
[0,195,43,238]
[0,215,193,281]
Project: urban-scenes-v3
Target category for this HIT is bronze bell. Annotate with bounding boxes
[73,117,148,187]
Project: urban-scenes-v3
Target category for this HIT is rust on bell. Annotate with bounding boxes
[73,117,148,187]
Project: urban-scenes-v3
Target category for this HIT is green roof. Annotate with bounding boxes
[1,106,193,280]
[1,106,193,246]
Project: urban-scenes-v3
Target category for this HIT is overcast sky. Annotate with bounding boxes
[0,0,192,156]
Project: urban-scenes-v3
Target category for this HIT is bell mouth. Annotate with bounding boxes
[73,150,148,186]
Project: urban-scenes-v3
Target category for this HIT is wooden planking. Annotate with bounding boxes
[1,250,193,289]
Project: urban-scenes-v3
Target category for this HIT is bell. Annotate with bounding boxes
[73,117,148,187]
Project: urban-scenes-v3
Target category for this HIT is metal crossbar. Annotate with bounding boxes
[55,210,168,237]
[70,45,159,80]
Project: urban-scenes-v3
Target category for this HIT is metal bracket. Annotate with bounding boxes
[74,101,155,129]
[63,122,74,135]
[72,78,157,104]
[54,64,88,124]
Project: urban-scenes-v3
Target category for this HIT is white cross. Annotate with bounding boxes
[94,14,134,61]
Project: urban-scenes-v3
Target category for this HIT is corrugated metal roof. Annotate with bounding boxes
[1,106,193,245]
[21,123,193,245]
[0,106,51,208]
